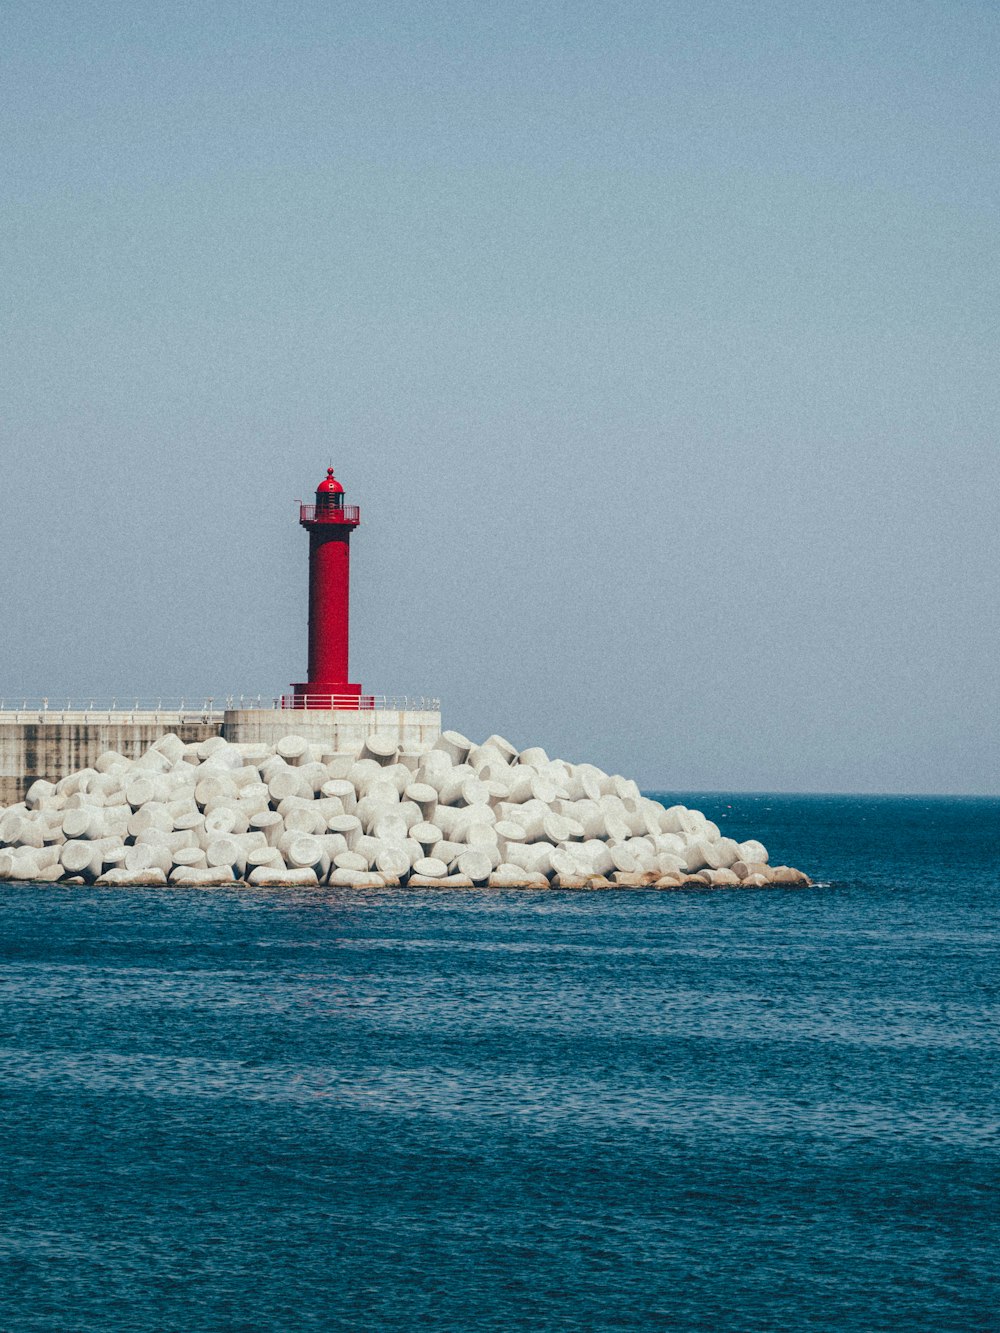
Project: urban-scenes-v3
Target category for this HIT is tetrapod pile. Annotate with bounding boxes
[0,729,811,889]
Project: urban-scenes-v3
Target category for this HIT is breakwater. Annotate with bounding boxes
[0,727,809,888]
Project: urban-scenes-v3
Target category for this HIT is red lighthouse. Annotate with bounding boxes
[290,467,363,708]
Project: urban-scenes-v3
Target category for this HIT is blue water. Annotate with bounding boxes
[0,794,996,1332]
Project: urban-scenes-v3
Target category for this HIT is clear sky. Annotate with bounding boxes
[1,1,997,793]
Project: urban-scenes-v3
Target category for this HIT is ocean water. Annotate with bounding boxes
[0,793,996,1332]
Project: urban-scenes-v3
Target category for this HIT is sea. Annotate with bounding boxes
[0,793,996,1332]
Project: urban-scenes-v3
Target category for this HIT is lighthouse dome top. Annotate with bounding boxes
[299,467,359,530]
[316,467,344,496]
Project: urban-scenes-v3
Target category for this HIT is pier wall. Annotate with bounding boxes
[0,708,442,805]
[223,708,441,754]
[0,713,224,806]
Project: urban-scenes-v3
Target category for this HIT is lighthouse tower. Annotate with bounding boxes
[290,466,363,708]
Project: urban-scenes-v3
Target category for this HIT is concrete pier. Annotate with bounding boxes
[224,708,441,755]
[0,703,442,805]
[0,710,223,806]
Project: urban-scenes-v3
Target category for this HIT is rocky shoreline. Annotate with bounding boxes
[0,729,811,890]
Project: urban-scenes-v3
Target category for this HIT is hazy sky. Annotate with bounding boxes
[1,1,997,793]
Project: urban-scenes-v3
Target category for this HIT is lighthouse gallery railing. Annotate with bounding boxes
[299,504,360,524]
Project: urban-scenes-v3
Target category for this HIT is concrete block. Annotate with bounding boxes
[361,733,399,766]
[94,750,129,774]
[267,769,310,803]
[550,874,592,889]
[169,867,237,886]
[375,847,410,877]
[609,844,639,874]
[327,868,384,888]
[404,782,437,820]
[248,811,284,846]
[172,847,208,869]
[60,841,105,878]
[433,730,473,765]
[125,844,173,875]
[204,807,250,837]
[151,733,185,763]
[318,833,348,859]
[732,860,771,882]
[96,869,168,887]
[518,746,549,767]
[352,835,382,868]
[371,813,408,843]
[333,850,368,872]
[738,840,769,865]
[123,776,159,809]
[195,775,239,809]
[321,755,356,780]
[543,812,584,844]
[413,856,448,877]
[276,735,310,764]
[247,866,319,887]
[770,866,812,886]
[348,759,382,795]
[297,761,331,795]
[455,849,492,883]
[100,845,129,871]
[612,870,660,887]
[245,847,283,872]
[25,779,57,809]
[286,834,323,870]
[285,807,326,835]
[408,874,475,889]
[483,734,518,762]
[321,779,357,812]
[705,868,741,887]
[487,870,549,889]
[411,821,443,853]
[205,837,245,875]
[327,814,362,848]
[128,806,173,836]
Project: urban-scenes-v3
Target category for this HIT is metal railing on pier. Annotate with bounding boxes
[0,695,440,724]
[278,694,439,712]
